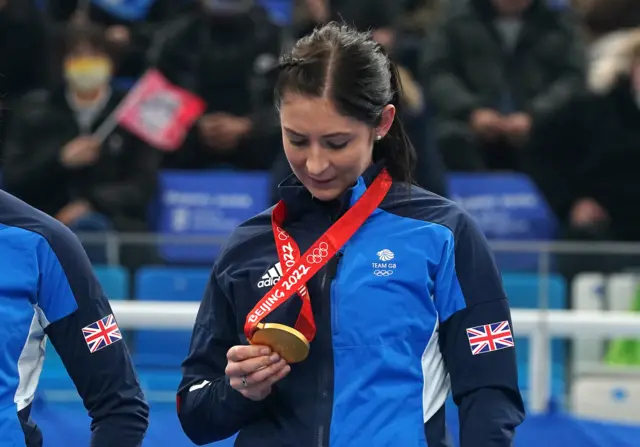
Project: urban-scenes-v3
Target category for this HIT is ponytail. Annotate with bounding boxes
[373,61,418,185]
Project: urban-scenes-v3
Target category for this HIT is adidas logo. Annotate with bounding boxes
[257,262,283,288]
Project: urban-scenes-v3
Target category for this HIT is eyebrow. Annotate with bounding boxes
[284,127,351,138]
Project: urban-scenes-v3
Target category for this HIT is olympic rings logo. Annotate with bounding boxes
[306,242,329,264]
[276,226,289,241]
[374,270,394,276]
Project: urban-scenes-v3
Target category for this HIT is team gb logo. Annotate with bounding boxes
[377,249,395,261]
[373,249,396,276]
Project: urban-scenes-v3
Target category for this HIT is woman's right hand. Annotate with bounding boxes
[225,345,291,401]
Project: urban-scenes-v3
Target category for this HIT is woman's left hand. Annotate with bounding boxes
[225,345,291,401]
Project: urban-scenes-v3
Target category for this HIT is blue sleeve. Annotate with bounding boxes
[434,212,525,447]
[37,228,149,447]
[177,266,266,445]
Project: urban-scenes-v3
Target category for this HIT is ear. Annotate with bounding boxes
[375,104,396,140]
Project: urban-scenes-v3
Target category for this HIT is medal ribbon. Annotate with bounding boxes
[244,169,393,342]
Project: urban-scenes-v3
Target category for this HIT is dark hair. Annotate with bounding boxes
[274,22,417,184]
[63,23,111,58]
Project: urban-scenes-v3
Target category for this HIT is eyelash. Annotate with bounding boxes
[327,141,348,150]
[289,139,307,147]
[289,139,349,150]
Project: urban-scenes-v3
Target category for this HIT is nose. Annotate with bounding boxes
[305,145,330,177]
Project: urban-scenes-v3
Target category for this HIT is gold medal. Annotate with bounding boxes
[250,323,310,363]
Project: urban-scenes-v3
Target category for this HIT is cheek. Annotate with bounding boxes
[282,143,305,170]
[344,140,374,166]
[331,142,373,177]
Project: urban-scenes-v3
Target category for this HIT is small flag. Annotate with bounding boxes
[466,320,514,356]
[82,314,122,353]
[116,69,206,152]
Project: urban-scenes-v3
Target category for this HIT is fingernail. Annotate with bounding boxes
[270,353,280,362]
[284,365,291,373]
[261,348,270,355]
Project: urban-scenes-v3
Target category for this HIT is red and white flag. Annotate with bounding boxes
[115,69,206,151]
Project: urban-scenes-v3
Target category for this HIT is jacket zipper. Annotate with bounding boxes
[316,211,340,447]
[316,419,325,447]
[329,274,338,336]
[326,254,342,335]
[316,265,332,447]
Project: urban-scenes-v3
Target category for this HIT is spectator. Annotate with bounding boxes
[394,0,443,75]
[528,33,640,280]
[0,0,46,98]
[149,0,283,171]
[422,0,585,172]
[292,0,400,49]
[2,24,161,265]
[0,0,47,157]
[588,29,640,93]
[576,0,640,93]
[43,0,185,78]
[397,0,442,39]
[581,0,640,40]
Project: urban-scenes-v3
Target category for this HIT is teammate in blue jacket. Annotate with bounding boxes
[0,191,149,446]
[178,23,525,447]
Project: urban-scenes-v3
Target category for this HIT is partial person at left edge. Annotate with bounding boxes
[2,22,161,268]
[0,190,149,446]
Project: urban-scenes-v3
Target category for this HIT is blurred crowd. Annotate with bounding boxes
[1,0,640,275]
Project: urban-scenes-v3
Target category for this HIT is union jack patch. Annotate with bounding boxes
[466,321,514,355]
[82,314,122,353]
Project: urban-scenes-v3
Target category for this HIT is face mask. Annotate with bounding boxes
[202,0,254,15]
[64,57,112,93]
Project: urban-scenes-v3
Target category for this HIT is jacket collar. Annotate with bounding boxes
[277,162,386,223]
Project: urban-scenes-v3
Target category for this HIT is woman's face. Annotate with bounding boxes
[279,93,393,201]
[63,42,112,94]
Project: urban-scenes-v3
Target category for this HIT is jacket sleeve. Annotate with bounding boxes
[85,138,161,219]
[177,267,266,445]
[526,93,592,223]
[36,224,149,446]
[433,210,525,447]
[527,13,586,119]
[242,23,284,168]
[420,21,480,121]
[2,93,68,200]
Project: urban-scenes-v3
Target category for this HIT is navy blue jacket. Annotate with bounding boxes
[0,191,148,446]
[178,165,525,446]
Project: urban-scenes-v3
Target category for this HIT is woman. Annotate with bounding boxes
[177,23,524,447]
[0,193,148,445]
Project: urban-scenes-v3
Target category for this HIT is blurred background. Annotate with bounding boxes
[2,0,640,445]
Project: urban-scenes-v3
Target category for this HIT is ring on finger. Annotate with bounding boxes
[241,375,248,388]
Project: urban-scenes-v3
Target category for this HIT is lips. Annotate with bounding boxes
[308,177,335,187]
